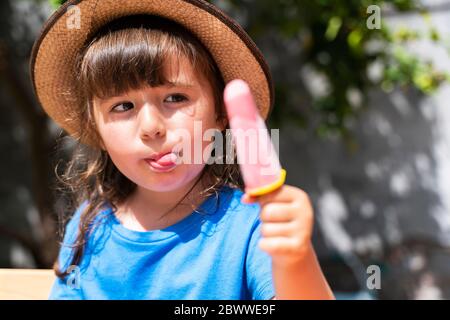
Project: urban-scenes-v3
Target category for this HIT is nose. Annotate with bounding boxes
[139,103,166,140]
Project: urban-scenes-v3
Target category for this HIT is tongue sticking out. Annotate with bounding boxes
[154,152,177,166]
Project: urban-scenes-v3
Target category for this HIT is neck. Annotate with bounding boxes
[116,168,215,231]
[138,169,208,215]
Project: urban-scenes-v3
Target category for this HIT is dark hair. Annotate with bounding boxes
[54,15,243,280]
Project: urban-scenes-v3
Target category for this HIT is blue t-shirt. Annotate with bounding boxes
[49,185,275,300]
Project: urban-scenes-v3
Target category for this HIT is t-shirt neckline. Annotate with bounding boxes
[104,185,231,243]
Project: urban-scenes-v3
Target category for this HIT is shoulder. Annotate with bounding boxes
[217,185,262,228]
[62,200,88,244]
[60,200,111,252]
[58,200,111,268]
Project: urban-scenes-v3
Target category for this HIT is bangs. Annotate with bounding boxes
[77,15,217,101]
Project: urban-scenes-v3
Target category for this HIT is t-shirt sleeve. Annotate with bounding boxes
[245,211,275,300]
[48,201,88,300]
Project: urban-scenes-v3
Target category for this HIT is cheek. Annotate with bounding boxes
[100,122,134,148]
[93,105,135,149]
[98,123,138,173]
[177,109,219,164]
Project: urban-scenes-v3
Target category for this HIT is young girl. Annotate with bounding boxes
[30,0,334,300]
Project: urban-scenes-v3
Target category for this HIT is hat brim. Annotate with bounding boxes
[30,0,274,147]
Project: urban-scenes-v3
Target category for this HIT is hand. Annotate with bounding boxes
[242,184,314,267]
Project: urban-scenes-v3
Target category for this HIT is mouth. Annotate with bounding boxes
[144,149,182,172]
[147,149,182,161]
[145,159,177,172]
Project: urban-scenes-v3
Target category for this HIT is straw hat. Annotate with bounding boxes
[30,0,274,147]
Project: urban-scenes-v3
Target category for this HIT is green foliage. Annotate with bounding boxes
[214,0,450,143]
[49,0,450,142]
[49,0,63,9]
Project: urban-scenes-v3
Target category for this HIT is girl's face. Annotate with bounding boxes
[92,55,224,192]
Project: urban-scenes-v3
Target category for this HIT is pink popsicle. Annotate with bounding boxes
[224,79,286,196]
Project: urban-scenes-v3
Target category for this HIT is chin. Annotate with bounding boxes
[136,164,205,193]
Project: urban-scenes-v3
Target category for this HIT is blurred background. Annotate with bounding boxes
[1,0,450,299]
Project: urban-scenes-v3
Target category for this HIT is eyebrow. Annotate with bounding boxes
[165,81,196,88]
[96,81,196,104]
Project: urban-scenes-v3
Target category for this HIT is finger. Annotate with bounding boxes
[260,222,295,237]
[260,203,294,222]
[258,237,300,255]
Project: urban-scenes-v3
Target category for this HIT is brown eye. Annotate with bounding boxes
[111,102,134,113]
[165,94,188,103]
